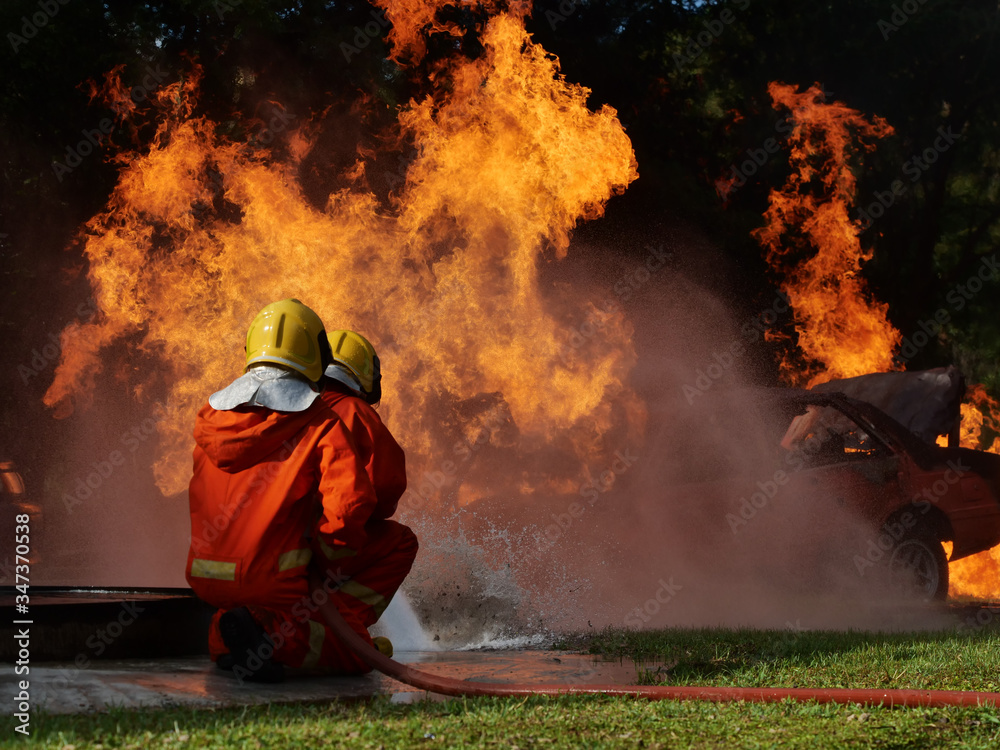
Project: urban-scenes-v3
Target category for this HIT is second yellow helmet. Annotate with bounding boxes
[327,330,382,403]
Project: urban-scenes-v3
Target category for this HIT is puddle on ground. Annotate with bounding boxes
[3,650,655,715]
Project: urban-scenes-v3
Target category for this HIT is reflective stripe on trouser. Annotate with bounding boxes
[313,519,418,630]
[190,558,237,580]
[207,520,418,674]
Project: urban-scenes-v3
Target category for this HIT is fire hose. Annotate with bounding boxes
[317,598,1000,708]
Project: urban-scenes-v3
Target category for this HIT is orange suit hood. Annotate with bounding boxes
[194,405,315,473]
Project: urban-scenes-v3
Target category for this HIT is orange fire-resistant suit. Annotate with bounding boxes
[185,388,415,674]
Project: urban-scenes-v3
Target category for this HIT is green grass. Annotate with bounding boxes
[5,624,1000,749]
[587,625,1000,692]
[5,698,1000,749]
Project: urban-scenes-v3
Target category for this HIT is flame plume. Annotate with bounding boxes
[44,5,639,503]
[752,82,899,386]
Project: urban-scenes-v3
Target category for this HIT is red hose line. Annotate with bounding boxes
[318,599,1000,708]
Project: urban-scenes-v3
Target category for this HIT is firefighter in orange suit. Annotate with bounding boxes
[185,299,417,682]
[313,329,416,653]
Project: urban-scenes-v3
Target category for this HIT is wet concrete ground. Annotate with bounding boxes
[2,651,642,715]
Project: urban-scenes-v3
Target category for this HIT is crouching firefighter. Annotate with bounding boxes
[185,299,418,682]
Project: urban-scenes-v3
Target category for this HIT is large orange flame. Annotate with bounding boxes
[752,82,899,386]
[44,7,639,505]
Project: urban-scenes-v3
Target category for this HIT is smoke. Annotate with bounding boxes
[403,227,954,646]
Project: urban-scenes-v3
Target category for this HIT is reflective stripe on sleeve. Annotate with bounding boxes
[300,620,326,669]
[190,558,237,581]
[338,580,388,617]
[277,548,313,572]
[318,538,357,561]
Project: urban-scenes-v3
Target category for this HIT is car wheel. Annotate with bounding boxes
[886,534,949,601]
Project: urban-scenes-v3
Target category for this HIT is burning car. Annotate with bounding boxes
[711,388,1000,601]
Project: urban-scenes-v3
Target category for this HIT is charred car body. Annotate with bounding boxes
[683,387,1000,601]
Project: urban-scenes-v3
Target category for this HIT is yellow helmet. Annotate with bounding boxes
[327,330,382,404]
[245,299,327,382]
